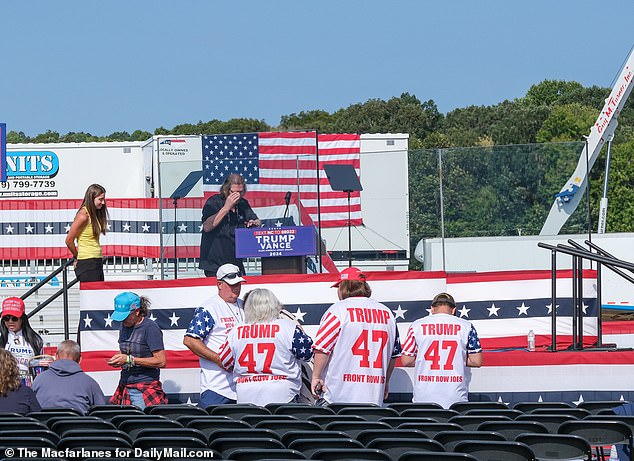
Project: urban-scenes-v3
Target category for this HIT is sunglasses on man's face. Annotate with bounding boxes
[2,316,19,322]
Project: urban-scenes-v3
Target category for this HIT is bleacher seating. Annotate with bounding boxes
[0,400,629,460]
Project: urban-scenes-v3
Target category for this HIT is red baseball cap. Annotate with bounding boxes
[2,297,25,318]
[331,267,367,287]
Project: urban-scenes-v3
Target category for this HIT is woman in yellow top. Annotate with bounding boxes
[65,184,108,282]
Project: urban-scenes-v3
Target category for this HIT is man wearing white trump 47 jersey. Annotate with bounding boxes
[183,263,246,407]
[311,267,401,405]
[401,292,483,409]
[219,288,313,406]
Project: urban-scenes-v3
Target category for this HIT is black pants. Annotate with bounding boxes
[75,258,104,282]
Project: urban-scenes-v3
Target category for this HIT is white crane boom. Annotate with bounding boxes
[540,47,634,235]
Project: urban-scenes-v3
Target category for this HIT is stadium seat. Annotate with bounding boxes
[529,408,592,419]
[186,418,251,439]
[328,402,379,413]
[397,453,478,461]
[58,436,132,451]
[366,437,445,458]
[132,436,207,451]
[577,400,630,414]
[355,428,428,446]
[273,404,336,419]
[324,421,392,438]
[378,416,437,428]
[49,418,116,435]
[227,448,306,460]
[454,440,536,461]
[337,406,399,421]
[85,409,144,420]
[464,408,523,419]
[37,407,83,415]
[0,429,59,445]
[209,437,285,459]
[0,421,48,432]
[397,422,463,437]
[110,414,172,428]
[175,414,231,426]
[133,427,207,443]
[309,447,391,460]
[400,408,460,422]
[477,420,549,440]
[0,437,56,450]
[87,404,140,413]
[241,414,299,426]
[288,437,364,458]
[61,428,132,444]
[387,402,443,413]
[208,428,281,445]
[513,401,573,413]
[0,412,26,419]
[448,414,512,431]
[516,414,578,433]
[254,419,321,436]
[449,401,509,413]
[209,404,271,419]
[118,418,183,440]
[307,414,366,427]
[585,414,634,435]
[558,420,633,461]
[515,433,592,461]
[433,430,506,451]
[26,410,81,422]
[282,430,350,447]
[144,403,208,419]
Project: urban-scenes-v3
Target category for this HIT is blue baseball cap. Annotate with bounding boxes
[112,292,141,321]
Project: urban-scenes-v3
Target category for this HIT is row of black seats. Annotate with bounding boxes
[0,433,611,460]
[0,416,631,460]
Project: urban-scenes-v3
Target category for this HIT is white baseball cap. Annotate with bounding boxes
[216,264,246,285]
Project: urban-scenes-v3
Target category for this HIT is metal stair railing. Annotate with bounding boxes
[21,259,78,341]
[538,240,634,352]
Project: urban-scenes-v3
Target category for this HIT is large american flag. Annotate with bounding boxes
[201,132,362,228]
[75,269,616,406]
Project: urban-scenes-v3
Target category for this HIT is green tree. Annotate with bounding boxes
[523,80,585,106]
[536,103,598,142]
[33,130,60,143]
[6,131,32,143]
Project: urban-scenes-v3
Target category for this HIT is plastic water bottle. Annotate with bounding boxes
[527,330,535,351]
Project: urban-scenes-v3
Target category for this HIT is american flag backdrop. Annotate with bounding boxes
[201,132,362,228]
[74,269,633,407]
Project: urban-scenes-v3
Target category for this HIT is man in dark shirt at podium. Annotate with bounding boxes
[199,173,261,276]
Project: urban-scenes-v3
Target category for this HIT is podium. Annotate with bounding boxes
[235,226,317,275]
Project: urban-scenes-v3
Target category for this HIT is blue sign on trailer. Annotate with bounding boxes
[236,226,316,258]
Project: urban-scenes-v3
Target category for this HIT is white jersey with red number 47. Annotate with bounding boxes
[401,313,482,409]
[219,318,313,406]
[313,297,401,405]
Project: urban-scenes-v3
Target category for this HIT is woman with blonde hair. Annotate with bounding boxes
[65,184,108,282]
[0,349,40,414]
[219,288,313,406]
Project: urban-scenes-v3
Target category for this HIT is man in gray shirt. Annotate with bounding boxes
[33,340,105,414]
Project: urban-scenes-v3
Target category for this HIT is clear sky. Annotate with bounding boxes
[2,0,633,137]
